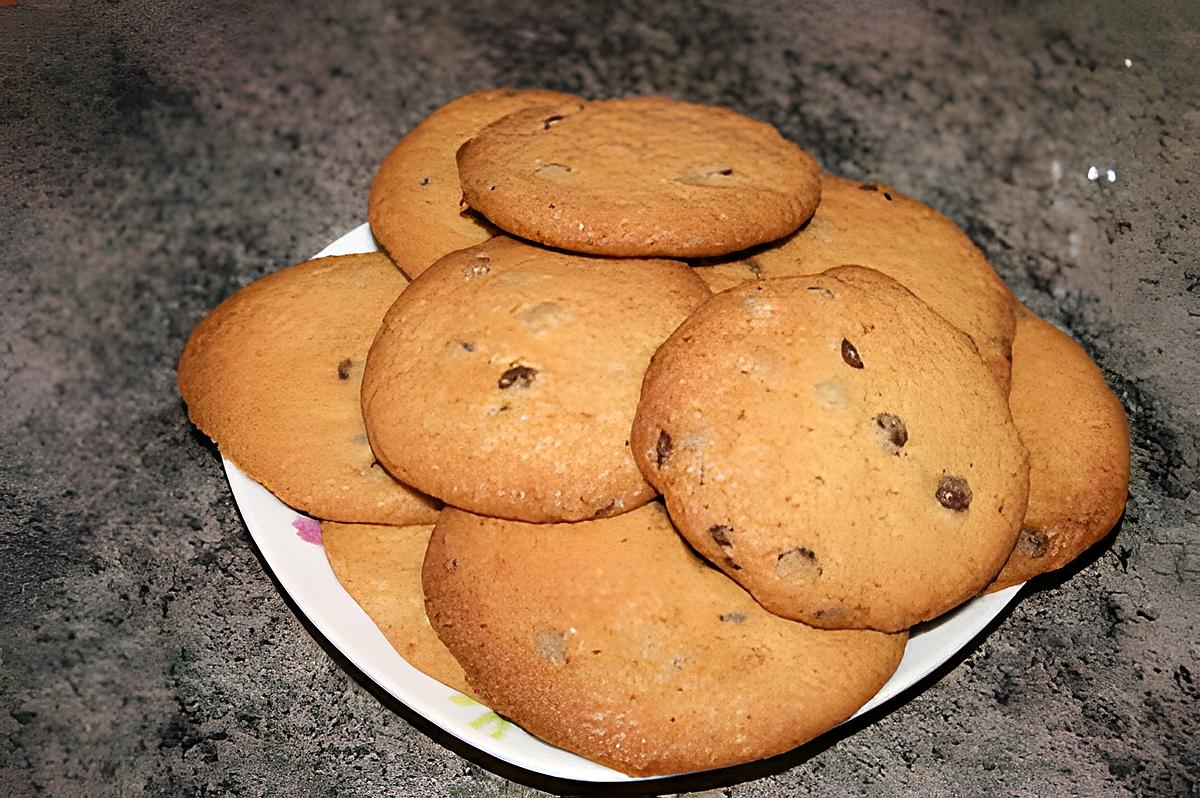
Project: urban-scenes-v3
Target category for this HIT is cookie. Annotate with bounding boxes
[361,236,711,522]
[988,310,1129,591]
[178,253,438,525]
[692,174,1018,392]
[423,503,907,776]
[631,266,1029,632]
[456,96,822,258]
[368,88,578,278]
[322,521,472,696]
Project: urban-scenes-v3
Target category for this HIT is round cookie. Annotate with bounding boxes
[362,236,712,523]
[692,174,1018,393]
[178,253,438,525]
[988,310,1129,591]
[368,88,578,278]
[631,266,1030,633]
[322,521,472,696]
[423,503,907,777]
[456,96,822,258]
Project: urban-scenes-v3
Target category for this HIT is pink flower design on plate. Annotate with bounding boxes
[292,517,323,546]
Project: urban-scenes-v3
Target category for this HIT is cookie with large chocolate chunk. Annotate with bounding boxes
[368,88,577,278]
[178,253,437,525]
[693,174,1017,392]
[423,503,906,776]
[323,520,472,695]
[362,236,711,522]
[989,309,1129,591]
[456,96,822,258]
[631,266,1029,632]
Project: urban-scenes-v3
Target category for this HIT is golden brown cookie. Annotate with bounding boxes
[368,88,578,278]
[423,503,907,776]
[456,96,822,258]
[988,310,1129,591]
[692,174,1018,392]
[322,521,472,696]
[362,236,711,523]
[631,266,1029,633]
[178,253,438,525]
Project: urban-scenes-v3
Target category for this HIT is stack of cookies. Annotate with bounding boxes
[178,89,1130,777]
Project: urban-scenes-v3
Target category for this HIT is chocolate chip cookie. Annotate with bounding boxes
[631,266,1029,632]
[423,503,906,776]
[361,236,711,522]
[693,174,1018,392]
[323,520,472,696]
[178,253,438,525]
[989,309,1130,591]
[456,96,822,258]
[368,88,577,278]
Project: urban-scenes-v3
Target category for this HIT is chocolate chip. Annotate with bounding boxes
[676,165,736,186]
[874,413,908,453]
[1018,528,1049,558]
[418,176,430,186]
[336,358,352,380]
[883,192,894,201]
[775,547,822,583]
[709,524,733,547]
[859,182,879,191]
[841,338,864,369]
[497,365,537,389]
[592,498,624,518]
[935,474,973,511]
[459,341,476,352]
[812,607,846,622]
[719,612,747,624]
[542,114,564,130]
[654,430,673,468]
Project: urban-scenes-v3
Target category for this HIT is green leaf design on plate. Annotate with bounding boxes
[449,693,511,739]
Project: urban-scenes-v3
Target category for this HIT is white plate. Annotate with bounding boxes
[222,223,1023,784]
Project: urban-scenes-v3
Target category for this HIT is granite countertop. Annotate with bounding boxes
[2,1,1198,795]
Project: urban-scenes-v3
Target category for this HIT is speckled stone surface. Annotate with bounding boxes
[2,1,1198,795]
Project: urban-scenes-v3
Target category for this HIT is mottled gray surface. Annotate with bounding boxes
[2,1,1198,795]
